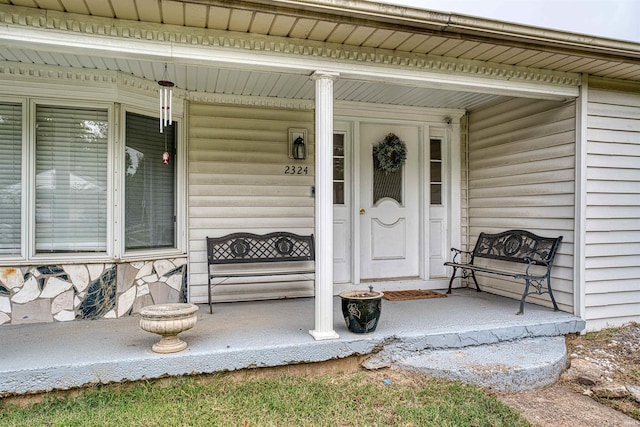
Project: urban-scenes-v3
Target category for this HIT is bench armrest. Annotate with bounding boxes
[523,256,550,266]
[450,247,472,263]
[523,256,550,276]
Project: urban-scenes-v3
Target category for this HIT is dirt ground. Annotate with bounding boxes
[497,323,640,427]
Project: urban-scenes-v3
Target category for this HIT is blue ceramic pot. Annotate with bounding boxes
[339,290,384,334]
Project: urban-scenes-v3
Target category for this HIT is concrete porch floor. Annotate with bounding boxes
[1,289,585,396]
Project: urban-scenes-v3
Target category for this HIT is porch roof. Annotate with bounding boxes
[1,0,638,111]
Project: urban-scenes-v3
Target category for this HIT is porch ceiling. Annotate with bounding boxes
[0,45,506,109]
[1,0,639,109]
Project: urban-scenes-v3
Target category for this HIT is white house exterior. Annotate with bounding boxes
[0,0,638,334]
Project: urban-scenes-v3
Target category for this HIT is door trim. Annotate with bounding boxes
[335,103,464,287]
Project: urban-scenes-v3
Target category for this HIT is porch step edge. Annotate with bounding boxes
[392,336,567,392]
[393,318,584,351]
[361,318,582,370]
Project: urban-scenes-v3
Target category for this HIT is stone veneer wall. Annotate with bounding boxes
[0,258,187,326]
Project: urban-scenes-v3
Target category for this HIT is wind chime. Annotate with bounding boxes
[158,64,174,164]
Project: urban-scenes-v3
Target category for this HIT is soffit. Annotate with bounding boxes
[3,0,638,81]
[0,0,635,111]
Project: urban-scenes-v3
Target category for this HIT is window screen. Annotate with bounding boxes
[125,112,176,250]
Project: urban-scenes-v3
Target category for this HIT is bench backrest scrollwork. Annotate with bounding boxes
[207,232,315,265]
[472,230,562,266]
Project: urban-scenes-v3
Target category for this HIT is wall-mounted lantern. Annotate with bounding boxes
[293,135,306,160]
[288,128,307,160]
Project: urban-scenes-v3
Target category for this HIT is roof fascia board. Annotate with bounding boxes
[2,1,639,62]
[241,0,640,59]
[0,4,579,100]
[0,24,578,100]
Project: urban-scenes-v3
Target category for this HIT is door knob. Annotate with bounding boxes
[359,208,365,214]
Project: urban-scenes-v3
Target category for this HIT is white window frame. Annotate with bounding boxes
[0,97,28,261]
[428,128,447,207]
[27,98,115,263]
[0,96,186,265]
[116,104,186,260]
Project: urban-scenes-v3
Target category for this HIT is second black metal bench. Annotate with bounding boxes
[206,232,315,314]
[444,229,563,314]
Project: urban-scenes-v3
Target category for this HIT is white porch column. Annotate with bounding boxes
[309,70,340,341]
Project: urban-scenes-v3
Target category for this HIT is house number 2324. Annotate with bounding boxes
[284,166,308,175]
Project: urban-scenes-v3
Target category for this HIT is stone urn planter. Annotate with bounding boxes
[139,303,199,354]
[339,287,384,334]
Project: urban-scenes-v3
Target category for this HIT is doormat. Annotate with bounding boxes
[382,290,447,301]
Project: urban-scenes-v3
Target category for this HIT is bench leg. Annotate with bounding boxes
[470,270,481,292]
[547,277,559,311]
[446,267,458,294]
[208,282,213,314]
[518,279,532,315]
[447,268,482,294]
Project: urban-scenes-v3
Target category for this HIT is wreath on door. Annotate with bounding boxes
[374,133,407,174]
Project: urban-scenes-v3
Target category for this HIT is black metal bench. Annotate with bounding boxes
[444,229,562,314]
[206,232,315,313]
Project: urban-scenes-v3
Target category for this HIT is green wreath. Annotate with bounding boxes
[374,133,407,174]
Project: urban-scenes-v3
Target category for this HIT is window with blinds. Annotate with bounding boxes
[125,112,176,250]
[35,105,108,253]
[0,103,22,255]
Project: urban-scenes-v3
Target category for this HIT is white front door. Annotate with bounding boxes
[359,123,420,280]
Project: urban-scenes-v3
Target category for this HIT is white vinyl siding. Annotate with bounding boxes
[459,114,470,256]
[188,103,315,302]
[584,87,640,330]
[466,98,576,311]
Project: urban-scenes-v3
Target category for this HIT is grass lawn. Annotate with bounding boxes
[0,370,530,426]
